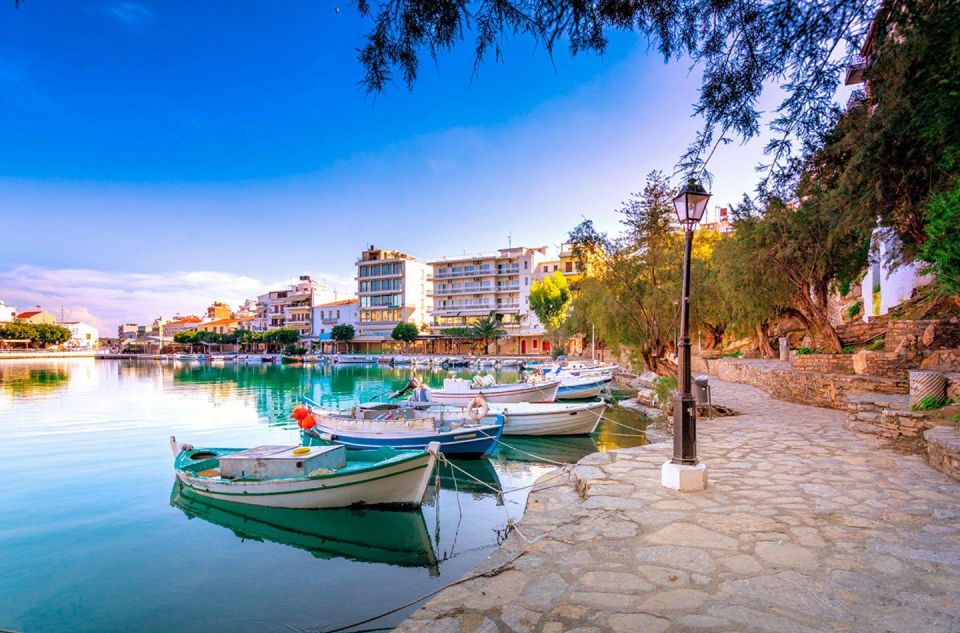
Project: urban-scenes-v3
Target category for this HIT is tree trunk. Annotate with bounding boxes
[702,323,725,350]
[755,323,775,358]
[792,292,843,353]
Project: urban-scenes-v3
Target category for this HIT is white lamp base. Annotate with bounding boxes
[661,460,708,491]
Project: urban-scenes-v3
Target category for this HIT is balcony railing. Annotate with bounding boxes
[844,54,867,85]
[496,266,520,276]
[434,285,494,295]
[495,283,519,292]
[846,89,867,110]
[431,267,494,280]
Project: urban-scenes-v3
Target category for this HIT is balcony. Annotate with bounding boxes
[844,54,867,85]
[495,283,519,292]
[496,266,520,276]
[430,267,494,280]
[846,89,867,110]
[434,285,494,295]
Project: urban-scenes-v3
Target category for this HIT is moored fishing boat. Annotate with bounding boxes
[394,376,559,406]
[280,354,305,364]
[336,354,375,364]
[553,375,611,400]
[389,399,605,436]
[296,398,504,459]
[170,486,440,571]
[171,437,439,509]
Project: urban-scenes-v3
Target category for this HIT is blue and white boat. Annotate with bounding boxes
[555,375,611,400]
[299,397,504,459]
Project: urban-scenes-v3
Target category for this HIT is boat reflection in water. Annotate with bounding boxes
[170,485,439,575]
[492,435,601,465]
[435,458,502,497]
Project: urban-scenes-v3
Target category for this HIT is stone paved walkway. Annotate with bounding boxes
[397,380,960,633]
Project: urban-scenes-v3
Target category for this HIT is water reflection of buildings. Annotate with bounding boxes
[170,486,439,574]
[0,363,71,399]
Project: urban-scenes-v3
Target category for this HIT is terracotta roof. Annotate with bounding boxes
[167,316,201,326]
[16,311,43,318]
[201,318,238,327]
[315,299,358,308]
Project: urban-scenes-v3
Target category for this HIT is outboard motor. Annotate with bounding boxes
[389,377,422,400]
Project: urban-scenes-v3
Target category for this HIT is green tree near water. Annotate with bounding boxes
[390,322,419,351]
[331,324,356,353]
[470,314,507,355]
[0,322,71,348]
[529,270,573,356]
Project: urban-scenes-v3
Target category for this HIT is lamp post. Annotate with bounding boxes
[661,177,711,492]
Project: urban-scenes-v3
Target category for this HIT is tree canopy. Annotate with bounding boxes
[355,0,881,185]
[529,270,572,332]
[263,328,301,347]
[331,324,356,342]
[390,322,419,343]
[0,322,71,347]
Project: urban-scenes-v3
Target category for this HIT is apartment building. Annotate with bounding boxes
[429,245,551,354]
[355,246,428,342]
[0,301,16,323]
[313,298,359,352]
[254,275,326,338]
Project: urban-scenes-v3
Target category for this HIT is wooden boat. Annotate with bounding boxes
[170,486,439,572]
[171,437,438,509]
[299,398,504,459]
[402,377,559,406]
[395,400,605,436]
[280,354,305,365]
[554,375,611,400]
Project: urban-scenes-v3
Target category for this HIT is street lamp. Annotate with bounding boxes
[662,178,711,492]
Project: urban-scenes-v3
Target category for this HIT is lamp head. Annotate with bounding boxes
[673,178,711,226]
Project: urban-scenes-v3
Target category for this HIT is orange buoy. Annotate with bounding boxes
[291,406,308,420]
[300,414,316,430]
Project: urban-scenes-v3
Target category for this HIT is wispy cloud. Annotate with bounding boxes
[0,266,354,335]
[99,2,155,26]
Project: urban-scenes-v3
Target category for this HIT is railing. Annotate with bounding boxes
[846,89,867,110]
[432,267,494,280]
[495,283,519,292]
[844,54,867,85]
[434,285,494,295]
[496,266,520,275]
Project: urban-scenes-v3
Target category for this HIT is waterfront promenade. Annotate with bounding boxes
[398,380,960,632]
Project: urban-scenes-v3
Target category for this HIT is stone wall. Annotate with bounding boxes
[948,374,960,402]
[836,317,889,346]
[851,350,912,378]
[885,319,960,351]
[846,396,930,438]
[708,358,907,410]
[791,353,855,374]
[920,349,960,372]
[925,426,960,482]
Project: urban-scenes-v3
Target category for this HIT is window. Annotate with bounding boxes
[565,261,573,273]
[533,339,538,349]
[524,260,528,270]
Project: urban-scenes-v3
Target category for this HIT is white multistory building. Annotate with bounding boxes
[0,301,16,323]
[60,322,100,349]
[354,246,429,347]
[254,275,332,338]
[428,245,552,355]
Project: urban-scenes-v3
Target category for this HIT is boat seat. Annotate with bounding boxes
[196,468,221,478]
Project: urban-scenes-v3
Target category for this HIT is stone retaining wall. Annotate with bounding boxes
[851,350,912,378]
[709,358,907,410]
[885,319,960,351]
[846,397,929,438]
[837,317,889,345]
[925,426,960,482]
[791,353,855,374]
[948,374,960,401]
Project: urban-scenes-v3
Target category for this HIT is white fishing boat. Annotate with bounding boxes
[400,400,605,436]
[552,374,611,400]
[395,376,560,406]
[171,437,439,509]
[336,355,375,364]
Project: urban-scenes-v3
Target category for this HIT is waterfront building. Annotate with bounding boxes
[0,301,16,323]
[197,318,240,335]
[118,323,139,340]
[355,246,429,349]
[59,322,100,349]
[162,316,202,336]
[313,298,359,353]
[254,275,327,338]
[698,207,735,234]
[16,308,56,325]
[205,301,232,320]
[235,299,258,320]
[429,245,551,355]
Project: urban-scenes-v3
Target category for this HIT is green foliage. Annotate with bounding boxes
[470,314,507,352]
[263,328,300,346]
[173,331,197,345]
[444,326,479,340]
[912,395,945,412]
[847,302,861,319]
[842,346,855,354]
[651,375,677,409]
[868,339,885,351]
[330,324,356,342]
[237,330,262,347]
[837,278,851,297]
[795,347,815,355]
[529,271,572,332]
[283,344,307,356]
[720,351,741,358]
[917,181,960,296]
[0,322,72,347]
[390,322,419,343]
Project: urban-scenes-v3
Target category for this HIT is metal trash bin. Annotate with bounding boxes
[693,375,712,418]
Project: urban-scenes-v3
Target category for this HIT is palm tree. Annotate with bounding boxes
[471,313,507,356]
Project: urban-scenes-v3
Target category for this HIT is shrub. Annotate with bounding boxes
[720,351,741,358]
[795,347,815,355]
[837,278,851,297]
[651,375,677,408]
[917,181,960,296]
[283,344,307,356]
[868,339,885,351]
[847,302,861,319]
[912,395,945,411]
[842,346,855,354]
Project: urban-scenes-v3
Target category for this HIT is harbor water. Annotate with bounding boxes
[0,359,647,632]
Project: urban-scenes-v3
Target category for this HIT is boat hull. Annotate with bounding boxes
[555,379,607,400]
[495,402,605,435]
[303,421,503,459]
[176,450,436,509]
[427,381,559,406]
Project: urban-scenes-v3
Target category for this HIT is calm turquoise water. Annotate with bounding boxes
[0,359,646,633]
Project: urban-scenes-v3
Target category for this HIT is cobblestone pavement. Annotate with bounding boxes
[397,380,960,633]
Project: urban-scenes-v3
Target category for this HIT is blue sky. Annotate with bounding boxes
[0,1,793,331]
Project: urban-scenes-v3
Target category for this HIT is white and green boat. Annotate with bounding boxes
[171,437,439,509]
